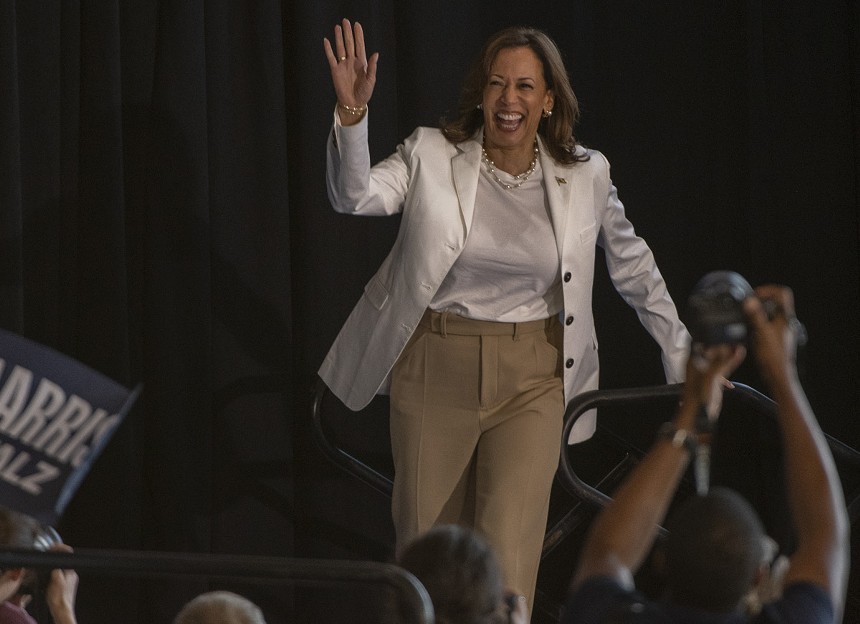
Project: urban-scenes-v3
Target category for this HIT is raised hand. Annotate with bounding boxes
[676,342,745,434]
[743,285,801,387]
[323,19,379,125]
[45,543,79,624]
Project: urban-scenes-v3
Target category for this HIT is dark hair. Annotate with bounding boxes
[0,506,43,594]
[397,525,505,624]
[664,488,766,612]
[441,26,587,165]
[0,506,40,550]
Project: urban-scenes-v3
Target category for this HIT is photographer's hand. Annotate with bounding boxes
[675,343,745,434]
[45,544,78,624]
[743,286,799,389]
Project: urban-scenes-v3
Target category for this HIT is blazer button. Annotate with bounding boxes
[563,272,572,282]
[565,315,574,326]
[565,358,574,368]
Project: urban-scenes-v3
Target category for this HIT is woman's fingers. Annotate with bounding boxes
[322,37,337,68]
[325,20,366,67]
[354,21,366,62]
[341,18,354,59]
[334,23,345,60]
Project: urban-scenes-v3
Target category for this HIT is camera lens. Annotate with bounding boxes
[33,525,61,551]
[686,271,754,345]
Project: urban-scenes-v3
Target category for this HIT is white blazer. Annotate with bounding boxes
[319,110,690,442]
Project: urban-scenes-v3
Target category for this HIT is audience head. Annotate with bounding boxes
[0,506,46,601]
[173,590,266,624]
[0,506,44,550]
[398,524,507,624]
[664,487,767,612]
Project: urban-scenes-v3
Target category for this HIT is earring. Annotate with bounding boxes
[476,103,483,110]
[542,109,553,118]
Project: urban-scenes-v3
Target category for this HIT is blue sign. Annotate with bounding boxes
[0,329,139,524]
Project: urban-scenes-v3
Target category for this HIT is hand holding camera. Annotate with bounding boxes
[686,271,807,348]
[28,524,78,624]
[682,272,808,495]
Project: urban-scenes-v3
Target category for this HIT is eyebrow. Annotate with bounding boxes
[488,73,537,82]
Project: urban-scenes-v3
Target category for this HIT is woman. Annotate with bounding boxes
[320,19,689,613]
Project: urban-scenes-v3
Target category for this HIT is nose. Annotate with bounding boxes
[500,84,516,104]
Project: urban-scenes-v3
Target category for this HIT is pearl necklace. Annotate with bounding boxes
[481,141,539,190]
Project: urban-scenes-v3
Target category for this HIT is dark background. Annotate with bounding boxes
[1,1,857,622]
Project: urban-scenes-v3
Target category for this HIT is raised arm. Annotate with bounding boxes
[570,343,745,590]
[323,19,378,126]
[743,286,849,613]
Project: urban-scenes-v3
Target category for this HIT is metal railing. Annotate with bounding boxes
[557,381,860,522]
[557,383,686,509]
[0,549,434,624]
[311,376,394,497]
[313,375,860,534]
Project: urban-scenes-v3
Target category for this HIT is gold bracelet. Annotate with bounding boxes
[338,103,367,116]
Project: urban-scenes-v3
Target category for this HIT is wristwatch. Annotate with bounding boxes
[657,422,698,454]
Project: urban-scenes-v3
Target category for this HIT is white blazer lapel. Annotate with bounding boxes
[540,140,574,259]
[542,143,600,260]
[452,137,482,236]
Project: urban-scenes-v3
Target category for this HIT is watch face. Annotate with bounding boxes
[659,422,697,453]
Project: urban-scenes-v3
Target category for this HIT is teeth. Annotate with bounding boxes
[497,112,523,121]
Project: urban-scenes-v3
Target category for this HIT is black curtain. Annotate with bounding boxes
[1,1,858,622]
[2,1,292,622]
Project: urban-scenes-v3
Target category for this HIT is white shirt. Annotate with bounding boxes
[431,158,563,322]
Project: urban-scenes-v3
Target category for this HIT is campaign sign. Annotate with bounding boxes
[0,329,139,524]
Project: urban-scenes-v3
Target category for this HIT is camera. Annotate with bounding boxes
[686,271,756,345]
[19,525,62,595]
[33,525,61,552]
[686,270,808,348]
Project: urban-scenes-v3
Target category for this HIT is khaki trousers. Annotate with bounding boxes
[390,309,564,614]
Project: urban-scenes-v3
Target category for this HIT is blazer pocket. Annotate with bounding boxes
[579,223,597,244]
[364,277,390,310]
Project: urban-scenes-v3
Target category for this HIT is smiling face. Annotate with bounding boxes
[481,46,554,156]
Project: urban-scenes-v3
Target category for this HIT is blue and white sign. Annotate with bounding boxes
[0,329,139,524]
